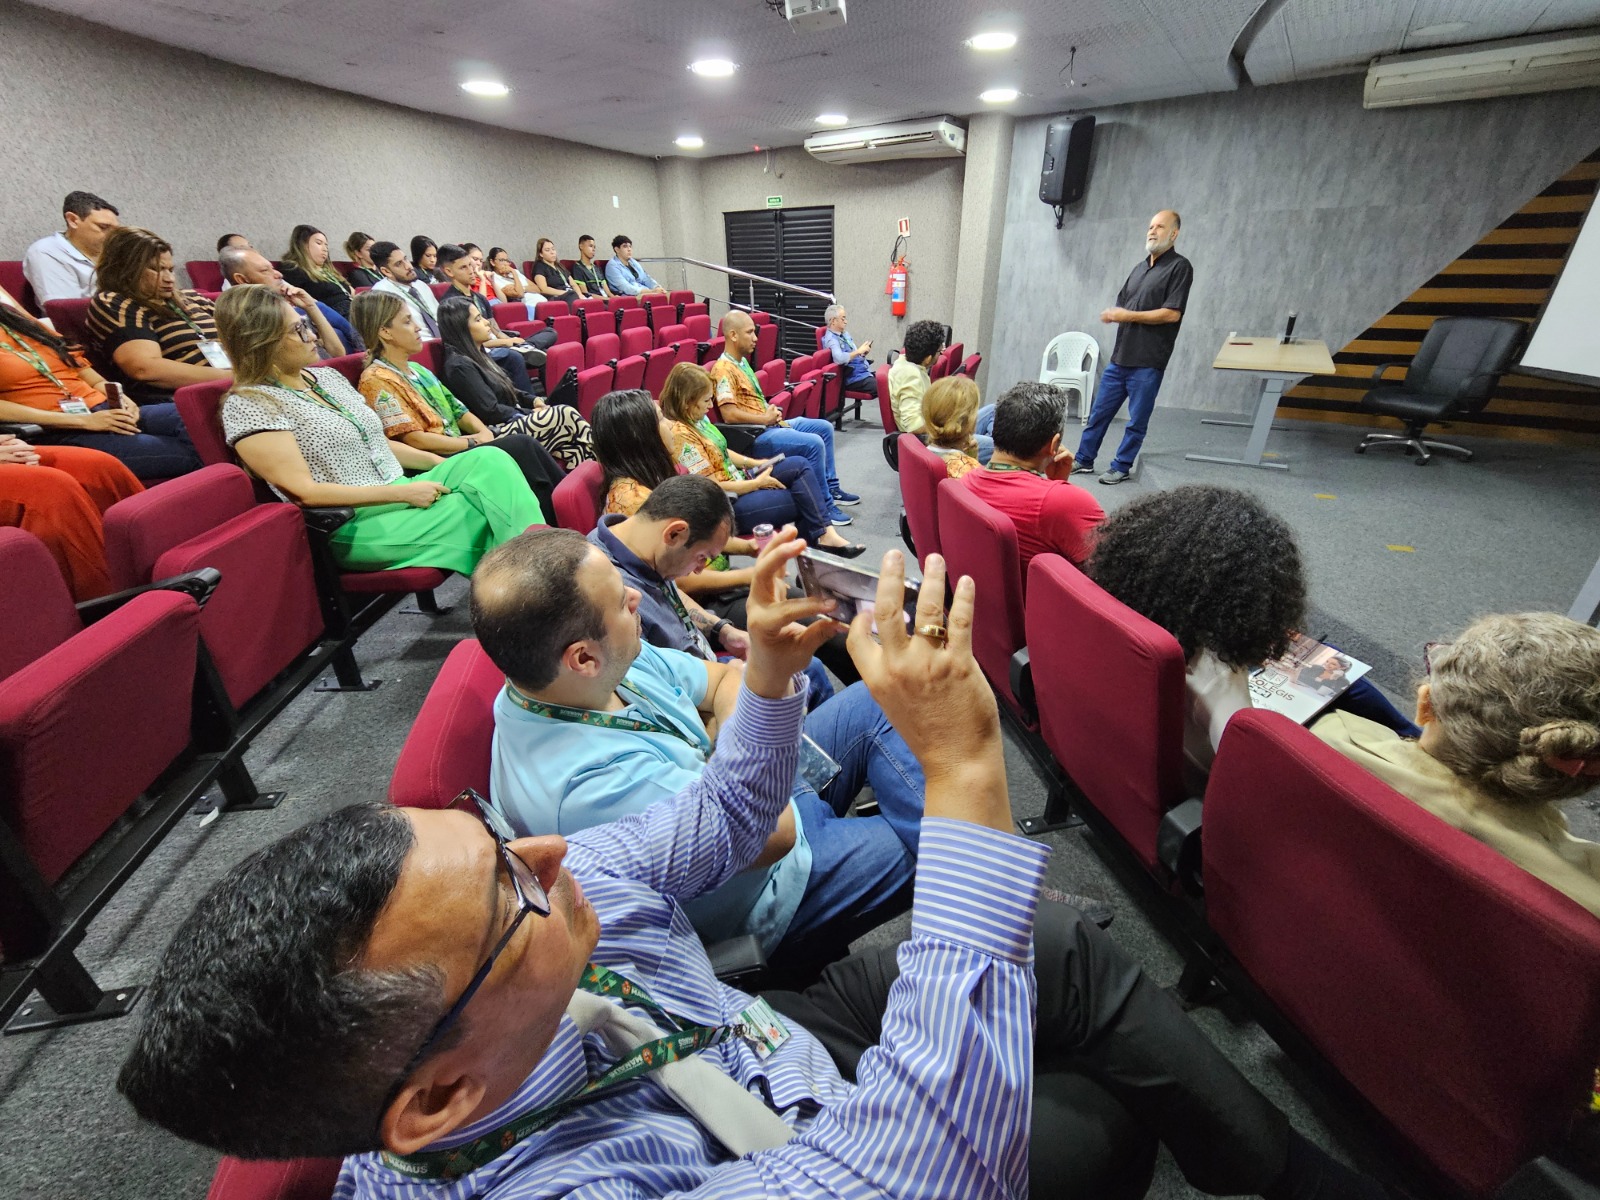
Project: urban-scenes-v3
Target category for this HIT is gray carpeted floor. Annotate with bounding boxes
[3,399,1597,1199]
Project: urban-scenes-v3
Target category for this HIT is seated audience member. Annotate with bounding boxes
[960,380,1103,571]
[86,226,232,405]
[369,240,443,336]
[344,232,382,288]
[570,233,611,299]
[528,238,580,303]
[436,243,555,388]
[23,190,121,305]
[463,244,498,301]
[886,318,943,435]
[1086,484,1417,779]
[820,304,876,397]
[216,284,540,572]
[279,225,354,319]
[1314,612,1600,917]
[473,525,921,967]
[709,310,860,524]
[410,236,444,284]
[921,374,986,478]
[436,294,594,472]
[604,234,668,298]
[0,302,200,480]
[219,245,355,356]
[656,362,864,556]
[588,473,836,705]
[485,247,533,304]
[351,292,564,519]
[0,434,142,600]
[117,542,1387,1200]
[215,233,250,288]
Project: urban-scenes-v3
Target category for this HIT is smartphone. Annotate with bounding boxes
[103,381,123,406]
[796,549,921,631]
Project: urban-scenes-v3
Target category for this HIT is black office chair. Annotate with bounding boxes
[1355,316,1523,464]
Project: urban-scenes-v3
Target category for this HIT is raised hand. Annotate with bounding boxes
[742,527,845,699]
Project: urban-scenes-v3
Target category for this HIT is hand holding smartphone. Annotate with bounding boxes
[796,550,921,633]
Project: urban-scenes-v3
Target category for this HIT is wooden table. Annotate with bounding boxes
[1185,336,1336,471]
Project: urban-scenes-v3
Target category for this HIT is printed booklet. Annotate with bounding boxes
[1248,632,1371,725]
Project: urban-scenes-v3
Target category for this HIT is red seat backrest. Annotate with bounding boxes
[0,260,38,315]
[410,340,439,373]
[534,301,570,323]
[0,528,83,679]
[548,314,582,344]
[680,302,708,324]
[574,297,606,315]
[42,298,94,350]
[1024,554,1186,869]
[102,463,254,592]
[552,459,604,533]
[576,365,614,421]
[896,436,946,567]
[173,378,238,468]
[619,326,653,360]
[608,294,639,311]
[586,332,620,369]
[756,359,786,397]
[656,322,690,351]
[186,261,224,292]
[749,311,772,325]
[668,290,694,306]
[1205,709,1600,1196]
[960,352,982,378]
[544,341,583,387]
[613,354,647,393]
[683,314,711,341]
[492,301,529,326]
[754,322,778,367]
[387,639,504,810]
[876,364,896,432]
[317,352,365,389]
[813,325,826,351]
[206,1155,342,1200]
[937,478,1030,719]
[579,304,616,341]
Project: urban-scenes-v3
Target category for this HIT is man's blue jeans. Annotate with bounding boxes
[974,404,997,464]
[753,416,845,518]
[1075,363,1165,474]
[774,681,924,969]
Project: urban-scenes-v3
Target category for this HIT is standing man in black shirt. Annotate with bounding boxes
[1073,209,1193,485]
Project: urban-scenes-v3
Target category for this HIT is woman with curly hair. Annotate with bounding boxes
[1085,484,1412,776]
[1316,613,1600,915]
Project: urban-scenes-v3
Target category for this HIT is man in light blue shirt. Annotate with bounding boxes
[604,234,669,297]
[474,525,917,970]
[820,304,876,396]
[22,190,121,305]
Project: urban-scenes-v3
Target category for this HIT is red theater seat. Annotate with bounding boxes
[185,260,224,292]
[585,332,620,370]
[875,364,896,433]
[552,460,604,533]
[897,435,946,568]
[938,479,1031,723]
[206,1155,341,1200]
[388,638,502,811]
[612,354,647,392]
[577,365,614,421]
[0,261,39,315]
[618,325,653,360]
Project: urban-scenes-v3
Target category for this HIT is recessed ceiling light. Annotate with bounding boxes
[689,58,737,77]
[460,79,509,97]
[966,31,1017,51]
[1412,21,1469,37]
[980,87,1019,104]
[675,135,705,149]
[816,113,850,126]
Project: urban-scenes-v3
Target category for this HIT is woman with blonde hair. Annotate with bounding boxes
[215,284,541,573]
[921,374,984,478]
[1313,611,1600,916]
[279,225,353,319]
[656,361,864,557]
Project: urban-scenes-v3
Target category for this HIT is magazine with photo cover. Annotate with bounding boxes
[1248,632,1371,725]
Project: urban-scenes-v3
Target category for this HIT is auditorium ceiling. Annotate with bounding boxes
[20,0,1600,157]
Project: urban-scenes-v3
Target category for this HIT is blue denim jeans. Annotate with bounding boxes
[803,680,926,855]
[729,456,833,543]
[1075,363,1165,474]
[36,401,202,480]
[753,416,844,517]
[974,404,997,464]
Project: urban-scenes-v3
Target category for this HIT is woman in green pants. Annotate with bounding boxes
[214,284,542,573]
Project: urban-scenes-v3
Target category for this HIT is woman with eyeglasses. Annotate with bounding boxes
[1313,614,1600,917]
[215,284,542,573]
[484,247,533,305]
[351,291,565,519]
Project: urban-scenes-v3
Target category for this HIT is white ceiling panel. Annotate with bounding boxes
[18,0,1600,157]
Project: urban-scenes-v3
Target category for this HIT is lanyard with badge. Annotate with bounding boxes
[166,300,231,369]
[285,372,389,470]
[378,962,790,1181]
[0,326,95,414]
[502,679,710,751]
[985,462,1044,477]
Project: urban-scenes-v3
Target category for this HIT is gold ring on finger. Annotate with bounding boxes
[915,623,948,644]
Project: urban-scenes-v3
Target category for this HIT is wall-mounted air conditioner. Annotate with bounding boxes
[804,117,967,164]
[1364,29,1600,108]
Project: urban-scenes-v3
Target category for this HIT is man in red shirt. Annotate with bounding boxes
[961,381,1105,572]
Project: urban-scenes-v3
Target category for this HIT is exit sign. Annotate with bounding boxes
[766,195,783,208]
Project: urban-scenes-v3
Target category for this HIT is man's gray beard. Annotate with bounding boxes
[1146,236,1174,256]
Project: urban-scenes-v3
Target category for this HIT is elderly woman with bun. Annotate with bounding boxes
[1313,612,1600,917]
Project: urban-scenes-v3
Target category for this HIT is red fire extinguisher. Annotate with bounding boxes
[888,258,908,317]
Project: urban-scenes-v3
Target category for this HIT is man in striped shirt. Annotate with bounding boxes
[118,536,1383,1200]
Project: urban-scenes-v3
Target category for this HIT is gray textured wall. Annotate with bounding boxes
[952,113,1015,390]
[0,2,662,285]
[682,146,966,349]
[990,75,1600,412]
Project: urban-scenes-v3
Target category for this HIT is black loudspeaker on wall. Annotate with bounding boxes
[1040,115,1095,228]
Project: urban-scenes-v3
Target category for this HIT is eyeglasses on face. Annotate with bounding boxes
[289,317,316,342]
[392,789,550,1081]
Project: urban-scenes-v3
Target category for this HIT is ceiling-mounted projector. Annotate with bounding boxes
[785,0,846,33]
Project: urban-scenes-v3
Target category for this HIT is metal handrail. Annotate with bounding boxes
[637,255,836,304]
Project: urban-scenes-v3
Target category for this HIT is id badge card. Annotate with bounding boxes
[197,339,232,369]
[797,734,841,794]
[58,398,91,415]
[737,997,792,1059]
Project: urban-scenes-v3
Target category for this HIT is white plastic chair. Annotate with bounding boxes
[1038,332,1100,426]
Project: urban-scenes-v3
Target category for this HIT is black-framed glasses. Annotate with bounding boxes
[393,789,550,1081]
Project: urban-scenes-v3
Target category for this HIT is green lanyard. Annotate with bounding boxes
[662,581,715,659]
[502,679,708,752]
[285,372,377,455]
[373,359,459,435]
[165,299,212,342]
[0,328,72,395]
[985,462,1043,477]
[695,417,745,481]
[379,962,751,1181]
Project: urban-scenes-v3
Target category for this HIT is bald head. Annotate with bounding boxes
[720,310,758,361]
[720,310,754,338]
[223,247,283,289]
[1146,211,1180,257]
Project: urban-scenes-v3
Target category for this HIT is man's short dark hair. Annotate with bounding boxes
[1085,484,1306,668]
[370,240,402,270]
[578,234,595,246]
[611,234,631,250]
[903,320,945,366]
[638,474,734,545]
[990,381,1068,459]
[63,190,117,219]
[117,803,443,1159]
[472,528,606,690]
[436,242,470,267]
[215,232,247,253]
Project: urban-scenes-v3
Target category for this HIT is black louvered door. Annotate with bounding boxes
[724,207,835,359]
